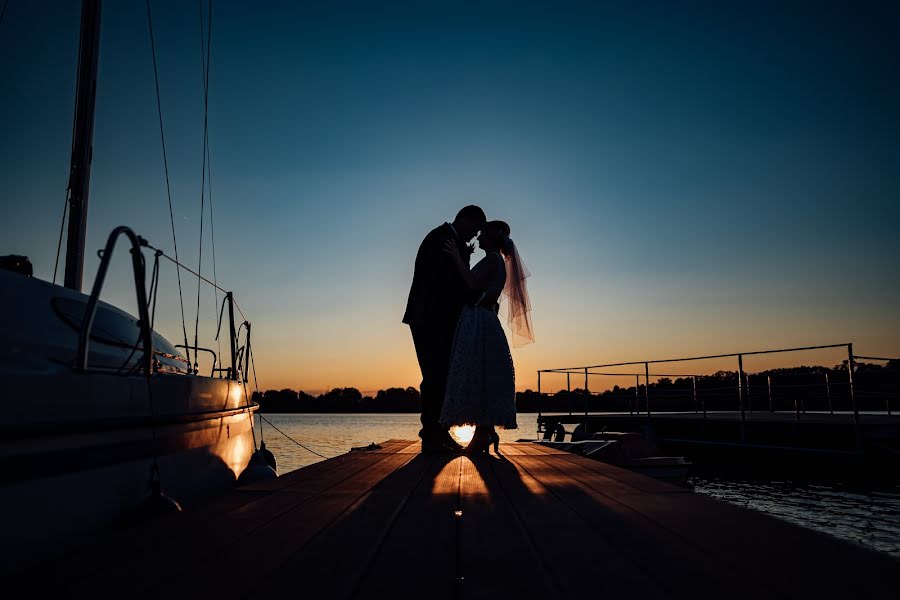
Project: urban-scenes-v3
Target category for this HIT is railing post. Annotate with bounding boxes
[584,367,589,431]
[243,322,252,382]
[700,376,707,419]
[537,371,542,436]
[746,372,752,414]
[227,291,237,381]
[567,372,572,416]
[634,375,639,416]
[825,372,833,414]
[847,344,861,451]
[644,362,651,419]
[767,375,773,412]
[738,354,746,443]
[692,376,698,414]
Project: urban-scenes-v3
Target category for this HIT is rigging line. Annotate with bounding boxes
[140,242,249,321]
[52,192,69,285]
[248,340,262,442]
[0,0,9,31]
[54,6,89,286]
[199,0,222,361]
[207,142,221,359]
[146,0,191,367]
[193,0,213,366]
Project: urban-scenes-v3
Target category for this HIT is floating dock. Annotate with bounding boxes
[539,411,900,464]
[33,440,898,598]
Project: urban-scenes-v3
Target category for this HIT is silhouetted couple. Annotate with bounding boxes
[403,205,534,454]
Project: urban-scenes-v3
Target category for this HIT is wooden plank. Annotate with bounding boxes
[515,441,564,455]
[507,453,770,599]
[591,481,900,598]
[52,443,417,591]
[351,454,461,599]
[28,440,899,600]
[457,454,556,597]
[252,452,440,598]
[549,452,690,494]
[155,449,421,598]
[493,440,524,455]
[483,454,668,598]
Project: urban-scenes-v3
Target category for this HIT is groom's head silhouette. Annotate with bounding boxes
[452,205,487,243]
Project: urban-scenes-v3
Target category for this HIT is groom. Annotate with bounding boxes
[403,205,487,453]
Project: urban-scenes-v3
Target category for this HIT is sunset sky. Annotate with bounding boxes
[2,1,898,395]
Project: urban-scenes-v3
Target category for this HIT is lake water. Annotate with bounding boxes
[254,413,900,558]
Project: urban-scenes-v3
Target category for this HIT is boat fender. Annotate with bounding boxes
[128,465,182,524]
[258,441,277,471]
[237,450,278,486]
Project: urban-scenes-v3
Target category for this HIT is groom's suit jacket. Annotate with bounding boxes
[402,223,469,329]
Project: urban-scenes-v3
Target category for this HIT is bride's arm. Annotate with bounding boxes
[442,239,493,290]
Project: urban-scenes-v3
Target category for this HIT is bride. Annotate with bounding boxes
[439,220,534,454]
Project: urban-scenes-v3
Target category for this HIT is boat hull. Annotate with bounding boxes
[0,270,260,573]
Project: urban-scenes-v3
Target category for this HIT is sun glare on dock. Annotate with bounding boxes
[451,425,475,444]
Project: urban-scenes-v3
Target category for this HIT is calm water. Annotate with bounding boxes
[254,413,900,558]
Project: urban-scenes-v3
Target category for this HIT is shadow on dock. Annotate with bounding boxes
[23,441,900,598]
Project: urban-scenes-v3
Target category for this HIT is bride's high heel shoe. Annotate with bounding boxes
[489,429,500,454]
[464,427,492,454]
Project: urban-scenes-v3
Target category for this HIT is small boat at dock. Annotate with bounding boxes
[538,431,692,485]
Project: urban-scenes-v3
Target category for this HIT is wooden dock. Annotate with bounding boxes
[34,441,898,598]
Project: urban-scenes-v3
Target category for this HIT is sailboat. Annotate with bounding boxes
[0,0,269,574]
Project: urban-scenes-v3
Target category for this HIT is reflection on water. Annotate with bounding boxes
[690,475,900,558]
[254,413,531,472]
[254,413,422,471]
[255,413,899,558]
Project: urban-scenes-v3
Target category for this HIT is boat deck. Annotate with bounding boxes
[35,441,899,598]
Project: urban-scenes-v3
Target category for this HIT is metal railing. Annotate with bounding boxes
[536,343,900,445]
[76,226,250,382]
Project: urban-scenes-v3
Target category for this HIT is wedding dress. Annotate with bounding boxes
[440,252,517,430]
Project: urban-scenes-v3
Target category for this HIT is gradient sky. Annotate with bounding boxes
[2,1,898,394]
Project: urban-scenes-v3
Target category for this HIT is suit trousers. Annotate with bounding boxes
[410,320,457,440]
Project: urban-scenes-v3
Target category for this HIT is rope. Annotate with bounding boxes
[146,0,191,367]
[246,339,326,459]
[257,414,328,459]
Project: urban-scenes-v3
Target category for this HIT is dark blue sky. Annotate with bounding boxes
[2,1,898,391]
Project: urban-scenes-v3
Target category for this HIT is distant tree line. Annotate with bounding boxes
[254,361,899,414]
[253,387,422,413]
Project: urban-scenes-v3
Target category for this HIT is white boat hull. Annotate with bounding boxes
[0,269,260,573]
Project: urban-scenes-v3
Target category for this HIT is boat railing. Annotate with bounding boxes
[77,226,154,375]
[76,226,251,383]
[536,343,899,446]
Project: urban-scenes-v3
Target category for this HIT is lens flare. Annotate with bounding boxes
[451,425,475,444]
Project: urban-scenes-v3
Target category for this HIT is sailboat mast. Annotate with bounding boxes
[63,0,102,291]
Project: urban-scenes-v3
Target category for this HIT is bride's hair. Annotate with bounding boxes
[484,220,513,257]
[485,219,535,347]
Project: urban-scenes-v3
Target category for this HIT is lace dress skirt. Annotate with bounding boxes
[440,305,517,429]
